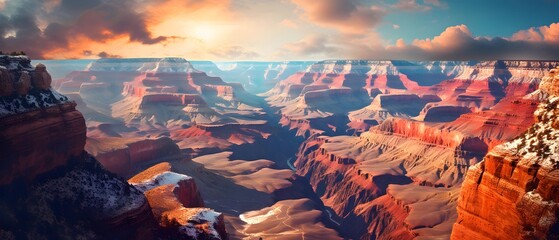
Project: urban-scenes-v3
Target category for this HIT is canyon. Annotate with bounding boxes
[2,56,559,239]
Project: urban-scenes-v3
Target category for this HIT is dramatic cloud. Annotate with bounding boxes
[386,23,559,60]
[1,0,557,60]
[291,0,385,34]
[511,23,559,43]
[0,0,175,58]
[282,23,559,60]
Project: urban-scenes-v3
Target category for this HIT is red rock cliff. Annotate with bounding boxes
[0,102,86,185]
[0,56,86,185]
[451,67,559,240]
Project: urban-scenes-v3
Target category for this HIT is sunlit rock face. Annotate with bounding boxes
[451,67,559,240]
[285,61,559,239]
[128,162,227,240]
[0,57,230,239]
[85,136,181,175]
[53,57,279,177]
[294,120,486,239]
[265,60,559,136]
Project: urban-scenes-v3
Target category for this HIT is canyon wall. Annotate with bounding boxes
[0,56,227,239]
[451,67,559,240]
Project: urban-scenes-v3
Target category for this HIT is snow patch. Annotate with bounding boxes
[176,208,223,239]
[132,171,192,192]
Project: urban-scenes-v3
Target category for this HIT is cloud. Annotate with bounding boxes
[383,23,559,60]
[393,24,401,29]
[291,0,385,34]
[394,0,432,11]
[511,22,559,43]
[0,0,176,58]
[97,51,122,58]
[282,34,337,56]
[292,23,559,60]
[209,45,260,60]
[82,50,93,56]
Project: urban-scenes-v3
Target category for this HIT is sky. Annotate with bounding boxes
[0,0,558,60]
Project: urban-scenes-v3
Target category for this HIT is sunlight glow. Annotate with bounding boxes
[193,25,219,41]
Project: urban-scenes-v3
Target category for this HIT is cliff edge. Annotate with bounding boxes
[451,67,559,239]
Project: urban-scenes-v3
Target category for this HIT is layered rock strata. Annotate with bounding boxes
[451,67,559,240]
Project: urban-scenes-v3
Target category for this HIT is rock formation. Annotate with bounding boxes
[0,56,156,239]
[265,60,559,137]
[0,57,227,239]
[32,63,53,90]
[85,136,182,175]
[52,58,278,174]
[238,199,342,239]
[451,67,559,240]
[15,71,31,95]
[0,66,13,96]
[129,162,227,239]
[0,57,79,184]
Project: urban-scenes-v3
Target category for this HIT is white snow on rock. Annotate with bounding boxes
[32,161,147,218]
[499,79,559,169]
[131,171,192,192]
[175,208,223,240]
[0,88,71,117]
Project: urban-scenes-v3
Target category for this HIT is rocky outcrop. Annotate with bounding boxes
[0,56,162,239]
[129,162,227,239]
[170,123,271,151]
[442,97,540,150]
[451,67,559,240]
[293,97,541,238]
[238,198,342,239]
[85,136,182,175]
[294,123,485,238]
[0,56,83,185]
[0,57,161,239]
[15,71,31,96]
[416,104,472,122]
[129,162,204,209]
[0,56,71,117]
[32,63,53,90]
[348,94,441,131]
[419,60,559,110]
[0,153,158,239]
[0,66,14,96]
[267,60,559,136]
